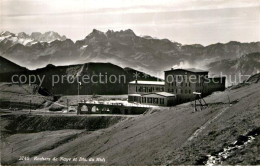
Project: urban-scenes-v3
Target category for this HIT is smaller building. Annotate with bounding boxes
[128,92,176,106]
[207,77,226,93]
[128,80,165,94]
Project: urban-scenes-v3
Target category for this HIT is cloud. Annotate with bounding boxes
[1,0,260,17]
[1,0,260,45]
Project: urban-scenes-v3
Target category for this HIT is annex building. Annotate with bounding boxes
[128,68,225,106]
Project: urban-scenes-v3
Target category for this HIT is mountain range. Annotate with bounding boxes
[1,29,260,85]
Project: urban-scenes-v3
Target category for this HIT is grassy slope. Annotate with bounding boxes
[2,82,260,165]
[165,83,260,164]
[0,83,49,106]
[0,115,125,165]
[1,130,84,164]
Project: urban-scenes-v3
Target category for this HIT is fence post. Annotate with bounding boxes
[29,100,31,114]
[67,99,69,113]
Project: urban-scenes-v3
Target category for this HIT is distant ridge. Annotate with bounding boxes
[1,29,260,85]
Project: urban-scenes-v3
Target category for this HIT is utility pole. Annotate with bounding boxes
[67,98,69,113]
[78,81,82,103]
[29,100,31,114]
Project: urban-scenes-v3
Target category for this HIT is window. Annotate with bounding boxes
[160,98,164,105]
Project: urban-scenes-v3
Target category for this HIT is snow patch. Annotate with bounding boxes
[80,45,88,50]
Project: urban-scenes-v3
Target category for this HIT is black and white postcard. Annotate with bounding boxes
[0,0,260,165]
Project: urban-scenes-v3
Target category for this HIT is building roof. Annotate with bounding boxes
[142,92,176,97]
[155,92,176,97]
[164,68,208,73]
[128,94,142,97]
[129,80,165,85]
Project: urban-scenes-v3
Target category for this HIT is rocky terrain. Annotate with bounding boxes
[1,73,259,165]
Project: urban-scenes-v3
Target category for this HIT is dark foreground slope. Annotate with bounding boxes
[0,56,27,73]
[0,115,125,164]
[2,77,258,165]
[0,56,159,95]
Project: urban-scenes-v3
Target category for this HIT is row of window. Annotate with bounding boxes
[168,82,191,87]
[129,96,165,105]
[196,83,204,87]
[136,86,164,93]
[168,82,205,87]
[142,97,165,105]
[168,89,192,94]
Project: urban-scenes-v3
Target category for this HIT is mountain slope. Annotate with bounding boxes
[30,62,160,95]
[0,56,27,73]
[6,74,259,165]
[0,56,160,95]
[207,52,260,85]
[208,52,260,74]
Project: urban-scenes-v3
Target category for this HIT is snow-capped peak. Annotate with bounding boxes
[30,31,67,42]
[0,31,68,47]
[0,31,15,37]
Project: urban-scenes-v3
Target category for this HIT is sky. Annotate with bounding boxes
[1,0,260,45]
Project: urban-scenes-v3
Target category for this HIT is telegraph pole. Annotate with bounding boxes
[78,82,82,102]
[29,100,31,114]
[67,98,69,113]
